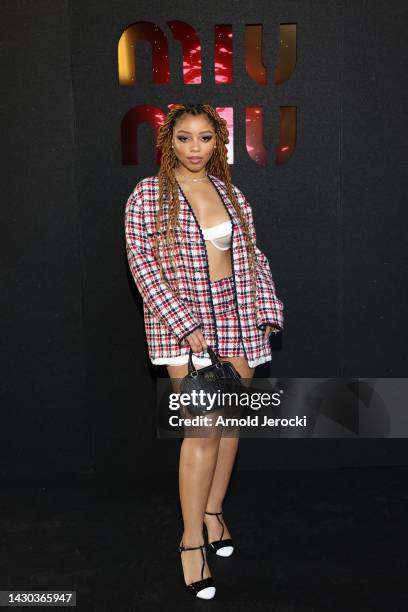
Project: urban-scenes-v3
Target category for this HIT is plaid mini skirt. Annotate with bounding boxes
[151,275,272,369]
[210,275,245,357]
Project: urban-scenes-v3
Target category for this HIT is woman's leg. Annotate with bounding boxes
[167,362,220,586]
[204,355,255,542]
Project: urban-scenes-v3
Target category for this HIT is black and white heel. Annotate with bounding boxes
[203,510,234,557]
[178,541,216,599]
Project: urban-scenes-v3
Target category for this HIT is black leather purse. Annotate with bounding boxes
[180,346,244,417]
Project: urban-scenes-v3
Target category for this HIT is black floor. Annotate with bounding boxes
[1,466,407,611]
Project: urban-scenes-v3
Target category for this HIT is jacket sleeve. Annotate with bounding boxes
[235,187,284,332]
[124,184,202,346]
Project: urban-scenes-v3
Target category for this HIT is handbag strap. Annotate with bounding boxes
[188,345,220,374]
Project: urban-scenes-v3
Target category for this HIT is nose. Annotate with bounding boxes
[189,139,201,152]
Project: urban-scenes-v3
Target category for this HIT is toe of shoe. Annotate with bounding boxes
[209,538,234,556]
[196,586,216,599]
[216,545,234,557]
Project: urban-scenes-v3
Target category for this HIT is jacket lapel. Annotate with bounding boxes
[207,174,238,218]
[207,174,244,252]
[170,174,244,251]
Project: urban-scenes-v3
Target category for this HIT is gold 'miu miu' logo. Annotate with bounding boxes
[118,22,297,166]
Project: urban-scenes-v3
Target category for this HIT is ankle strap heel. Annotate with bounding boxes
[204,510,225,541]
[178,541,216,599]
[204,510,235,557]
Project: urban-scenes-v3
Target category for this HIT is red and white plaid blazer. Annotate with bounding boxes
[124,173,284,364]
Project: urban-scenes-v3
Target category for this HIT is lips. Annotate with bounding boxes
[188,157,202,162]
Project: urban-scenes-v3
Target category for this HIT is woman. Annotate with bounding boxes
[124,103,284,599]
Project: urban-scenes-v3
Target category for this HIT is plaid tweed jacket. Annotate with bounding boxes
[124,173,284,364]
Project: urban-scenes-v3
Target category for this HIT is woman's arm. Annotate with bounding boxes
[234,186,284,332]
[124,184,201,346]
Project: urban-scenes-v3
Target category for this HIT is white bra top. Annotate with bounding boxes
[201,220,232,251]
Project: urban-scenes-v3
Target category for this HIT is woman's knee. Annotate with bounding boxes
[182,436,220,454]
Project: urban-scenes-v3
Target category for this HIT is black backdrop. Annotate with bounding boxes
[1,0,407,473]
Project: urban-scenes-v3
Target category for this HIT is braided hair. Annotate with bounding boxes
[155,103,258,320]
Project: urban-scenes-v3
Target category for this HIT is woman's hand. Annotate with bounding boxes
[186,328,208,353]
[264,324,280,339]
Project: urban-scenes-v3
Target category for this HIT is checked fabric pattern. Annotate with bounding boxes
[124,174,284,365]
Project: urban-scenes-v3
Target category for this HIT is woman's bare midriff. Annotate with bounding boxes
[179,180,232,282]
[204,241,232,282]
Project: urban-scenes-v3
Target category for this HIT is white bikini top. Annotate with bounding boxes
[201,220,232,251]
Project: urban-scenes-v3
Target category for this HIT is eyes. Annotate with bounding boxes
[177,135,213,143]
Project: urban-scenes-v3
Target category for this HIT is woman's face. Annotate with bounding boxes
[172,113,216,175]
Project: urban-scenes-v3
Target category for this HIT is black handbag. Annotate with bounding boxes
[180,346,244,417]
